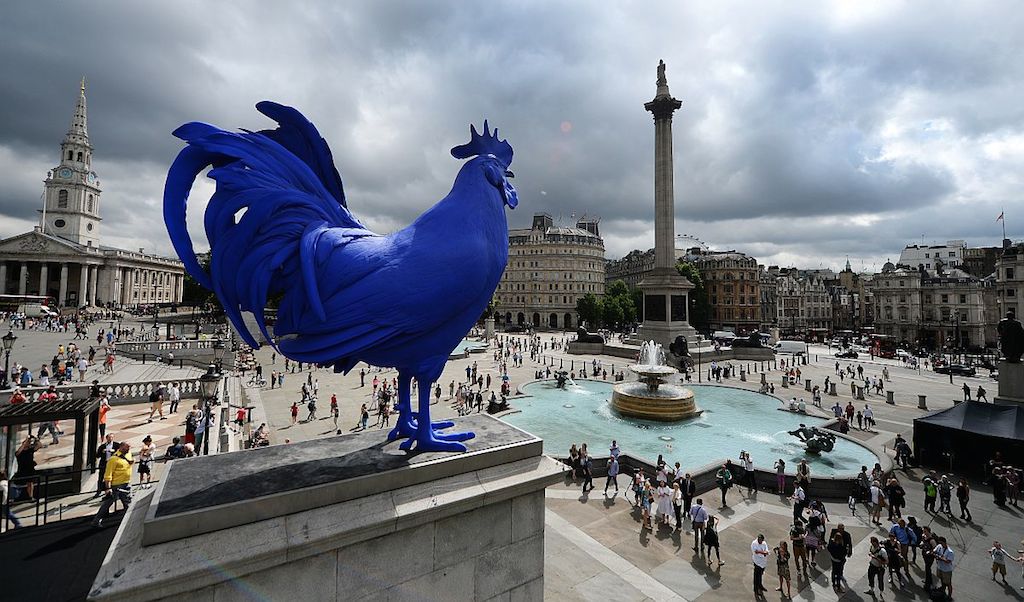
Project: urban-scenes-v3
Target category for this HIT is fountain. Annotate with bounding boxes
[611,340,701,421]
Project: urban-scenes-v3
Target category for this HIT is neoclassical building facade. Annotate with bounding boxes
[496,213,605,330]
[0,80,184,308]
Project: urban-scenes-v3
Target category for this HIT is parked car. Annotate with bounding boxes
[933,364,976,377]
[835,349,859,359]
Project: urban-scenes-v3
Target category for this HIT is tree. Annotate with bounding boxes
[602,296,625,330]
[676,261,710,333]
[576,293,602,329]
[181,256,215,307]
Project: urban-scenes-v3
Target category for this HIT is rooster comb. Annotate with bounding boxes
[450,120,513,167]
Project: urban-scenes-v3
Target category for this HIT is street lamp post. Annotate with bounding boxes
[1,330,17,389]
[199,364,222,456]
[213,339,226,374]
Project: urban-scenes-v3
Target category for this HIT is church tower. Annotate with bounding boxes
[40,78,102,247]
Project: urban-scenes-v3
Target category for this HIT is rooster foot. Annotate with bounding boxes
[387,418,417,442]
[409,413,455,430]
[398,429,476,452]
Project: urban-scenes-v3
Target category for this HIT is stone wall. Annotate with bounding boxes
[143,491,545,602]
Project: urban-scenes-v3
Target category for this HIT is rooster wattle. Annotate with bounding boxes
[164,102,517,452]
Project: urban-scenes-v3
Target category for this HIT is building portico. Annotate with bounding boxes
[0,80,184,309]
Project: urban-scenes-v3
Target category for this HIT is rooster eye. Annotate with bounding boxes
[505,170,514,178]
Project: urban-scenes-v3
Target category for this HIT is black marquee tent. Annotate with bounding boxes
[913,402,1024,476]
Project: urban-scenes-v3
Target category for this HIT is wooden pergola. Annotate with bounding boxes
[0,397,101,494]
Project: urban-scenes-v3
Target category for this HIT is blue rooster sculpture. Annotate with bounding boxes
[164,102,517,452]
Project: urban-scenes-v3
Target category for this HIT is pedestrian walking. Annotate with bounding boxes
[989,541,1015,584]
[690,498,708,550]
[774,541,792,598]
[92,441,133,528]
[704,515,722,565]
[864,536,887,597]
[581,452,594,493]
[604,455,619,495]
[826,531,848,592]
[716,463,733,508]
[751,534,770,596]
[957,478,972,521]
[934,537,955,600]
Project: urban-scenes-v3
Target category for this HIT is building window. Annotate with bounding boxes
[53,219,66,228]
[959,294,966,304]
[67,150,73,160]
[87,195,93,212]
[77,152,83,162]
[87,223,93,231]
[1007,268,1015,279]
[58,190,69,208]
[941,294,948,303]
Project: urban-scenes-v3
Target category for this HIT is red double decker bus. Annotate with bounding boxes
[868,334,897,359]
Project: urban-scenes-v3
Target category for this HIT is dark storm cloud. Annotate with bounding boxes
[0,1,1020,269]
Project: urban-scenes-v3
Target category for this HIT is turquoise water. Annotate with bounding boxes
[503,381,878,477]
[455,338,488,353]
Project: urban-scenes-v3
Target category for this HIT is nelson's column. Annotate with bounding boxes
[637,60,699,347]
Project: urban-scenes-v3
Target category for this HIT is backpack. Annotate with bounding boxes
[186,412,198,430]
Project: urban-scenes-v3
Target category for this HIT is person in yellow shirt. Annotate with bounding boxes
[92,441,133,528]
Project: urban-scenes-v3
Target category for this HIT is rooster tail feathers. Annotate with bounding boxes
[254,101,348,208]
[163,104,369,349]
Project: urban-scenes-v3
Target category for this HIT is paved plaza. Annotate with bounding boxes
[5,326,1024,601]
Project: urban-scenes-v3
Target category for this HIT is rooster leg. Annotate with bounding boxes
[400,372,475,453]
[387,371,416,442]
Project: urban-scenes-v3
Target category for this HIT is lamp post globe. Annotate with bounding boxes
[199,364,221,455]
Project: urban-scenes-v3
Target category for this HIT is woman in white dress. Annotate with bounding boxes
[656,480,673,525]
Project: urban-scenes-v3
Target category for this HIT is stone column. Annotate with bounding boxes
[645,67,682,272]
[18,262,28,295]
[0,262,7,294]
[39,263,49,297]
[59,263,69,306]
[79,263,90,307]
[89,266,98,306]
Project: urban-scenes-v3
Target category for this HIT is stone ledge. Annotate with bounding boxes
[90,454,563,601]
[143,414,542,545]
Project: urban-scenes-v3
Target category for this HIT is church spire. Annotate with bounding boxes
[66,77,89,144]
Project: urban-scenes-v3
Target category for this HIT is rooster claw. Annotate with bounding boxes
[400,433,470,453]
[432,430,475,442]
[409,414,455,430]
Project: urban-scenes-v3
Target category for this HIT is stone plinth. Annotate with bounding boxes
[995,360,1024,405]
[89,415,562,601]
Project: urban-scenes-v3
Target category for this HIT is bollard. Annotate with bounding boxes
[918,394,928,410]
[760,372,767,385]
[856,386,865,401]
[740,368,746,382]
[805,379,812,392]
[782,375,789,388]
[829,382,837,396]
[886,390,895,405]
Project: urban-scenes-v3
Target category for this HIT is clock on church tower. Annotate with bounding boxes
[41,79,102,247]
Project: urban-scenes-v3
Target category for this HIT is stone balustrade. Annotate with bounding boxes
[116,339,218,353]
[1,377,205,406]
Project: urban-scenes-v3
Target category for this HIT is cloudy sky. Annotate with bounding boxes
[1,1,1021,272]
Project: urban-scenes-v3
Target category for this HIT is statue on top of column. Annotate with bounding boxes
[657,60,667,86]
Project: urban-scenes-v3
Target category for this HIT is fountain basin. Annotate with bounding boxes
[612,381,702,421]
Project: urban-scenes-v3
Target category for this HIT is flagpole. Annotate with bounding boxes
[1002,208,1007,241]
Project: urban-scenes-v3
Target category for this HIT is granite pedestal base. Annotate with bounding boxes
[89,415,562,601]
[995,360,1024,405]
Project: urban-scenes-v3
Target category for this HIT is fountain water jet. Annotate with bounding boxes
[611,341,702,421]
